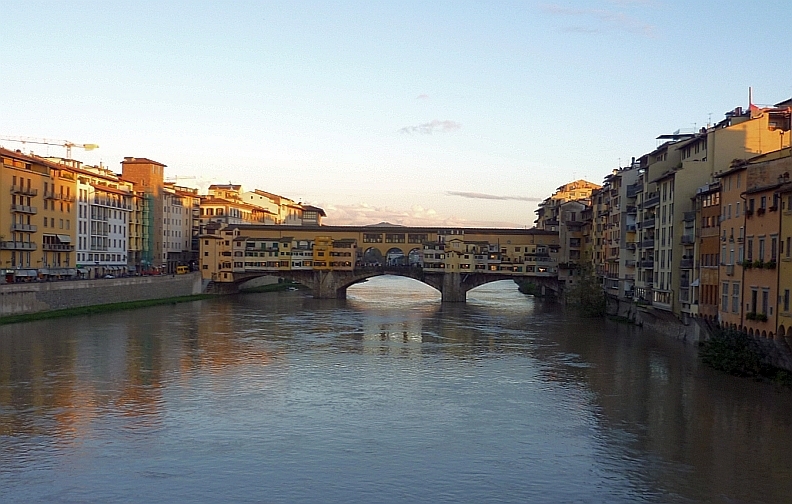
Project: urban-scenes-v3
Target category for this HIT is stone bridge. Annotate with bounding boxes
[210,267,561,302]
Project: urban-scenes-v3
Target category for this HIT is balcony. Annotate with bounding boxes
[626,224,637,233]
[626,242,637,251]
[10,185,38,196]
[626,183,642,198]
[725,264,734,276]
[683,211,696,223]
[680,258,694,269]
[639,259,654,268]
[10,223,37,233]
[640,218,655,228]
[641,239,655,248]
[681,235,695,245]
[43,243,75,251]
[626,205,637,215]
[10,204,37,214]
[0,241,36,250]
[42,190,57,199]
[55,193,76,202]
[625,260,636,267]
[642,193,660,208]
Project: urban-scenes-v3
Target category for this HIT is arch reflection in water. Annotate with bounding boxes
[348,275,440,352]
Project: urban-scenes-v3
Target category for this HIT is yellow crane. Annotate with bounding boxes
[0,136,98,159]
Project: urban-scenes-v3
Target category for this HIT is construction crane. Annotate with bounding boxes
[165,175,197,183]
[0,136,98,159]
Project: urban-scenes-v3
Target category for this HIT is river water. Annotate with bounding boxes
[1,277,791,503]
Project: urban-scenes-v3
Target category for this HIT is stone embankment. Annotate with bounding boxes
[607,295,792,373]
[0,273,203,317]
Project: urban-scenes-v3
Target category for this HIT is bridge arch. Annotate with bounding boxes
[386,247,407,266]
[361,247,384,267]
[408,247,422,267]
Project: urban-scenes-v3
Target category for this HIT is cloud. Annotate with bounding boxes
[416,94,430,100]
[541,4,656,37]
[316,202,524,228]
[446,191,542,202]
[399,120,461,135]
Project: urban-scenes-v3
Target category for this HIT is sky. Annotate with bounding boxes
[2,0,791,227]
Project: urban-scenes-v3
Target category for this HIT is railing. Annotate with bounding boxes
[43,243,74,251]
[681,235,695,245]
[42,190,56,199]
[626,183,642,198]
[10,204,37,214]
[680,258,694,269]
[639,259,654,268]
[683,211,696,222]
[626,242,637,251]
[10,223,37,232]
[641,239,655,248]
[626,205,637,215]
[640,218,655,228]
[642,193,660,208]
[10,185,38,196]
[726,264,734,276]
[626,224,637,232]
[0,241,36,250]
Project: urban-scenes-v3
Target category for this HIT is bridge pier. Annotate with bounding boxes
[439,272,467,303]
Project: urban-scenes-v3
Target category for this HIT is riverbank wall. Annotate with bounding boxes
[0,273,203,317]
[607,295,792,372]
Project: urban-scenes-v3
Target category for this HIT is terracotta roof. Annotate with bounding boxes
[122,157,166,167]
[90,183,133,196]
[301,205,327,216]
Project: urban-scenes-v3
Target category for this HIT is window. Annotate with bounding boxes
[785,289,790,313]
[722,282,729,312]
[771,237,778,261]
[759,238,765,261]
[732,283,740,313]
[747,239,753,261]
[762,289,769,316]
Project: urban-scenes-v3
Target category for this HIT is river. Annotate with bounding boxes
[1,276,791,503]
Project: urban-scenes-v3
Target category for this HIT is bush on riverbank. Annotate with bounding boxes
[699,328,792,385]
[564,265,606,317]
[517,281,541,296]
[239,281,305,294]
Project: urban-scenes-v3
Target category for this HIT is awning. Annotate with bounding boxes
[77,268,89,274]
[15,270,37,277]
[690,279,700,287]
[56,234,72,243]
[67,269,77,276]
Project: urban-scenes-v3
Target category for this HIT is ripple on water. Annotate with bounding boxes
[1,277,792,503]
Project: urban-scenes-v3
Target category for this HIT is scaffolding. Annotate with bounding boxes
[141,193,155,270]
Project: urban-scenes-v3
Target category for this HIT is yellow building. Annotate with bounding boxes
[0,148,77,281]
[201,224,559,283]
[777,182,792,346]
[534,179,601,232]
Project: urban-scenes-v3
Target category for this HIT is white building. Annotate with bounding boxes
[72,163,133,278]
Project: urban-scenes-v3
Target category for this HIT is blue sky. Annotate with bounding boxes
[2,1,791,227]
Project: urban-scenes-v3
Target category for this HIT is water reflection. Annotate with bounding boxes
[0,277,791,502]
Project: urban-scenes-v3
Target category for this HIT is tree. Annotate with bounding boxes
[564,263,606,317]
